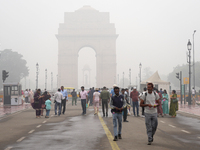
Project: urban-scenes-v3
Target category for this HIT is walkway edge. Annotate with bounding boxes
[98,113,120,150]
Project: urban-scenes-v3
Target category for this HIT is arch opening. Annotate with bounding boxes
[78,47,96,89]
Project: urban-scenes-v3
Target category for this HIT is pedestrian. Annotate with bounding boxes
[79,86,88,115]
[93,88,100,115]
[169,90,178,118]
[100,86,110,117]
[140,83,160,145]
[71,89,77,106]
[33,89,44,118]
[122,88,129,122]
[45,98,51,118]
[41,91,51,116]
[110,84,117,97]
[60,86,68,115]
[139,87,147,117]
[130,87,139,117]
[156,90,163,117]
[54,88,63,116]
[24,89,29,103]
[162,90,169,115]
[90,87,95,106]
[29,89,34,104]
[125,89,131,115]
[160,88,164,95]
[110,86,126,141]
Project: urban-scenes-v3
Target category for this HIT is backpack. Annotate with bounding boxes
[143,92,157,104]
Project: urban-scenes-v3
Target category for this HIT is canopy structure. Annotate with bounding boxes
[140,71,170,93]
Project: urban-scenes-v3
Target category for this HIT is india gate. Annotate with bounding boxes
[56,6,118,89]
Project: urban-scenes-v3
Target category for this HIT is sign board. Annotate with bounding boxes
[183,77,189,84]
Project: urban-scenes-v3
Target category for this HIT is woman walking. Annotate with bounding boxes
[33,89,44,118]
[162,90,169,115]
[157,90,163,117]
[169,90,178,118]
[93,88,100,115]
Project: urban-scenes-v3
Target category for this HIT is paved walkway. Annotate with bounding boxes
[0,102,31,118]
[178,101,200,116]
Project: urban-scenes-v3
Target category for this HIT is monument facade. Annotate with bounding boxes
[56,6,118,88]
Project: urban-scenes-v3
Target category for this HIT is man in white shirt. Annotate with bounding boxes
[24,89,29,103]
[54,88,63,116]
[140,83,160,145]
[79,86,88,115]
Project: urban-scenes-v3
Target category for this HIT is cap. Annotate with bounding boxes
[113,84,117,87]
[134,87,137,89]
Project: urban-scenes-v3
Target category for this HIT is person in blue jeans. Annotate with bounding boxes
[130,87,139,117]
[54,89,63,116]
[110,87,126,141]
[45,99,51,118]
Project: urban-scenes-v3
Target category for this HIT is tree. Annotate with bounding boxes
[143,67,153,80]
[0,49,29,89]
[167,61,200,88]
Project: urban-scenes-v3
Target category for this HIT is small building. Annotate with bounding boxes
[140,71,170,93]
[3,82,23,105]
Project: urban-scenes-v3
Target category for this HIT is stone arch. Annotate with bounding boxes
[56,6,118,88]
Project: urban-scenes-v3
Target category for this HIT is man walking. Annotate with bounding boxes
[89,87,95,106]
[100,86,110,117]
[54,88,63,116]
[60,86,68,115]
[140,83,160,145]
[130,87,139,117]
[24,89,29,103]
[79,86,88,115]
[110,87,126,141]
[139,87,147,117]
[71,89,77,106]
[123,88,130,122]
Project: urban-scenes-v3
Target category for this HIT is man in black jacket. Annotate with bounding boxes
[110,87,126,141]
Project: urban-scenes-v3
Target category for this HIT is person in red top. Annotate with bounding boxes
[130,87,139,117]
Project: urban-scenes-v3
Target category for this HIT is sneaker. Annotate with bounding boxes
[141,115,145,118]
[94,113,97,115]
[118,134,122,139]
[123,120,129,122]
[147,142,152,145]
[137,115,140,117]
[113,136,118,141]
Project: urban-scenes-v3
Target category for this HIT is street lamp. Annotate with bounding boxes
[193,30,196,90]
[187,39,192,105]
[45,69,47,90]
[36,63,39,90]
[139,63,142,91]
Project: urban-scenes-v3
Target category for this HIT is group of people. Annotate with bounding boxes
[110,83,178,145]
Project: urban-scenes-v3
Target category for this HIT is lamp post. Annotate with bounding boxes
[193,30,196,90]
[139,63,142,91]
[51,72,53,91]
[45,69,47,90]
[123,72,124,87]
[36,63,39,90]
[187,40,192,105]
[129,68,131,86]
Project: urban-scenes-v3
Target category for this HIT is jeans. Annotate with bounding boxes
[25,97,28,103]
[46,110,50,116]
[61,99,66,114]
[123,106,127,121]
[145,113,158,142]
[112,113,122,136]
[72,97,77,105]
[132,101,139,116]
[55,102,61,115]
[142,107,145,115]
[102,99,108,116]
[81,99,86,114]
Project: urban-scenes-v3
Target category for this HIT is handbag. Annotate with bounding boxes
[172,98,178,103]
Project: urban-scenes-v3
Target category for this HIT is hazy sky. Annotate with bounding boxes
[0,0,200,89]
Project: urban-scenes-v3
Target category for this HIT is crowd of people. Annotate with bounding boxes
[28,83,179,145]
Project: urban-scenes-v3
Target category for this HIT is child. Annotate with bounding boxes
[45,99,51,118]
